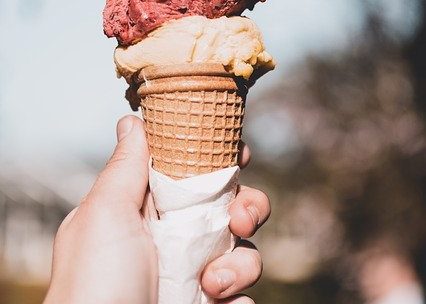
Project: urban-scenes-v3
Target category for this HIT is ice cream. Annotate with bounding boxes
[102,1,274,302]
[103,0,276,170]
[104,0,266,45]
[114,16,275,81]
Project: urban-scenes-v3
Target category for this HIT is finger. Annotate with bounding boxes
[229,186,271,238]
[202,240,262,299]
[217,294,255,303]
[238,142,251,169]
[57,207,79,233]
[85,115,150,209]
[142,189,158,220]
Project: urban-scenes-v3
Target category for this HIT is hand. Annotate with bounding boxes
[201,142,271,304]
[44,115,271,304]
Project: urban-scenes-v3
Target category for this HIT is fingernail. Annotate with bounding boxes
[246,205,260,227]
[117,117,134,141]
[215,269,236,292]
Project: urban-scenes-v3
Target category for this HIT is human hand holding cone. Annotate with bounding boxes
[103,1,274,303]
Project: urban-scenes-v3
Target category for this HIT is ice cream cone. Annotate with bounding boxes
[136,63,248,179]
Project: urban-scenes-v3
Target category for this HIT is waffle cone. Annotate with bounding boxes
[135,63,248,179]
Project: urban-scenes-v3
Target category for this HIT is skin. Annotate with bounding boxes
[44,115,271,304]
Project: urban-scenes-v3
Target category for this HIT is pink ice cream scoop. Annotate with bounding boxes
[103,0,265,45]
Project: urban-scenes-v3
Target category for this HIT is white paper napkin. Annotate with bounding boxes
[148,165,240,304]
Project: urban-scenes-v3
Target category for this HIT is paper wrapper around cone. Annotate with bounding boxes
[136,63,248,179]
[147,165,240,304]
[134,63,248,303]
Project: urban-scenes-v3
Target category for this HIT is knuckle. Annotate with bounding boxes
[252,189,271,219]
[255,189,269,204]
[107,149,130,166]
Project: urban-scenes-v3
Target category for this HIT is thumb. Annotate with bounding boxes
[85,115,150,209]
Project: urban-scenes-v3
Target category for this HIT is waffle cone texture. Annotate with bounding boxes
[136,63,248,179]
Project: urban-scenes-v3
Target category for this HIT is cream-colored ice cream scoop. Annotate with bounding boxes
[114,15,275,81]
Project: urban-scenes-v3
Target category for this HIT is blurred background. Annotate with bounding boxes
[1,0,426,303]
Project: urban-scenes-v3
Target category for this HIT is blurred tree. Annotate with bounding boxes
[407,0,426,115]
[245,2,426,303]
[406,0,426,292]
